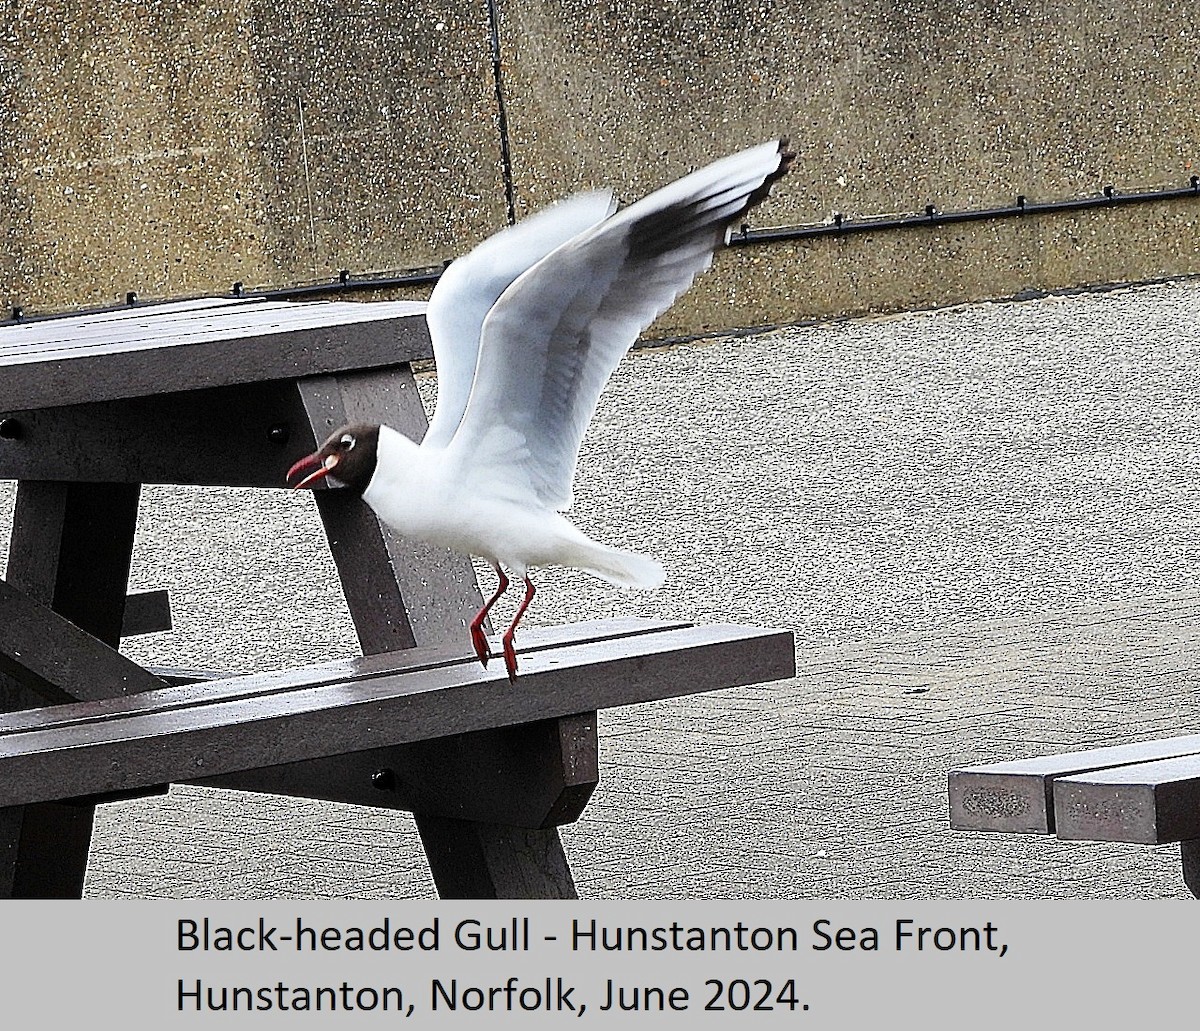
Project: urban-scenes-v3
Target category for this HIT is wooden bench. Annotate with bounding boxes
[1,585,793,896]
[0,296,795,898]
[949,736,1200,897]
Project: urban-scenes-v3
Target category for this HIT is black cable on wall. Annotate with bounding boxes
[248,175,1200,302]
[8,177,1200,318]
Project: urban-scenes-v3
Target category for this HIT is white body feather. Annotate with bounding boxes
[364,427,664,586]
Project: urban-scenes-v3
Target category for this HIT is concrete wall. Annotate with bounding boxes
[3,0,1198,331]
[2,1,507,312]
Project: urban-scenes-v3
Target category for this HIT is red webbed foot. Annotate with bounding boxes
[468,564,509,669]
[470,623,491,667]
[500,576,536,684]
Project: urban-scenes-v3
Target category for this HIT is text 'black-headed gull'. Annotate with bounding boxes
[288,139,793,680]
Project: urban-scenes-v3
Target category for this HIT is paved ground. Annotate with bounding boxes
[3,278,1200,898]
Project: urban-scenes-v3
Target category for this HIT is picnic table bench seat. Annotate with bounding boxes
[0,296,796,898]
[949,736,1200,898]
[1,590,793,896]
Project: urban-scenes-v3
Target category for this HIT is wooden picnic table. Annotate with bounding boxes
[0,296,795,898]
[950,736,1200,897]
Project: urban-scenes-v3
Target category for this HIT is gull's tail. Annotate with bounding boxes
[578,542,667,590]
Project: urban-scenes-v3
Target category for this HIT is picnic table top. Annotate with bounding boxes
[0,296,432,411]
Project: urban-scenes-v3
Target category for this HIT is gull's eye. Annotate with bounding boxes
[338,434,356,451]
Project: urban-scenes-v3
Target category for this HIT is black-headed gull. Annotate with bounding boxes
[288,139,793,680]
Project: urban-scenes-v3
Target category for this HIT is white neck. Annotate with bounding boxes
[361,424,427,530]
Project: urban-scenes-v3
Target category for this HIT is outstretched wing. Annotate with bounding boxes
[443,139,793,509]
[422,190,618,449]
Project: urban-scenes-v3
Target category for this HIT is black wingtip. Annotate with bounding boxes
[627,138,797,261]
[746,137,795,209]
[778,136,797,173]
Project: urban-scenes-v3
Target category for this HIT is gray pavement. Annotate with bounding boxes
[3,278,1200,898]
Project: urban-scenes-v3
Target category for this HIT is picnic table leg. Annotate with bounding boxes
[297,370,581,899]
[0,481,140,898]
[1182,839,1200,899]
[414,816,577,899]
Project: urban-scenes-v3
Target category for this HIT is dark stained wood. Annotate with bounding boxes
[7,481,140,646]
[496,616,692,649]
[1182,840,1200,899]
[949,733,1200,834]
[147,668,242,686]
[0,624,795,806]
[953,735,1200,898]
[0,298,417,354]
[0,617,688,733]
[0,297,240,337]
[0,579,166,704]
[1,479,141,898]
[0,299,432,411]
[0,381,323,487]
[1053,754,1200,844]
[199,712,599,829]
[121,590,172,637]
[948,770,1054,835]
[0,294,797,900]
[414,816,578,899]
[0,801,96,898]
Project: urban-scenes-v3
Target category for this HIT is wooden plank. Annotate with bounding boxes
[0,301,432,410]
[0,297,251,346]
[191,623,666,828]
[1053,754,1200,844]
[121,590,171,637]
[0,617,688,732]
[146,668,240,686]
[0,621,779,737]
[200,712,600,829]
[0,579,166,704]
[501,616,690,650]
[0,624,795,806]
[1,479,141,898]
[0,381,324,487]
[0,298,261,350]
[0,298,422,354]
[949,733,1200,834]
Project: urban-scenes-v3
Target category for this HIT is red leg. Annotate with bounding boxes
[469,565,508,667]
[501,576,536,683]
